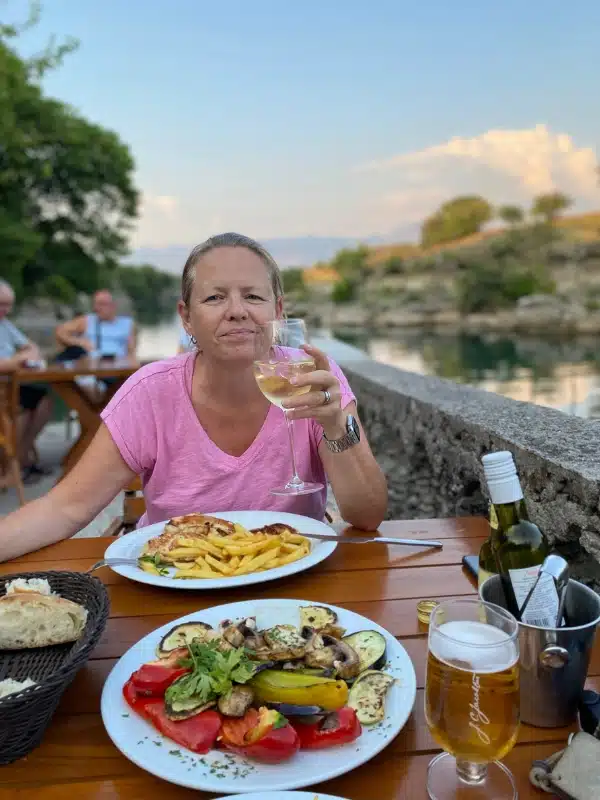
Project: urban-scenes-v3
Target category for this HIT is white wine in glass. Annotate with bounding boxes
[425,598,520,800]
[253,319,324,496]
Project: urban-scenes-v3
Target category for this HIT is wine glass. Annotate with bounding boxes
[253,319,324,496]
[424,598,520,800]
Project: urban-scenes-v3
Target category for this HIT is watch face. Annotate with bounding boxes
[346,414,360,440]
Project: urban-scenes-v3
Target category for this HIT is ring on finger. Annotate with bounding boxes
[322,389,332,405]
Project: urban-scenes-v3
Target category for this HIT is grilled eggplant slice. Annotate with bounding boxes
[217,685,254,717]
[156,622,215,658]
[342,630,387,674]
[164,697,216,721]
[266,702,324,716]
[348,669,394,725]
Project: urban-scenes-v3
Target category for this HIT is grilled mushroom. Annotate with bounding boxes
[304,633,361,681]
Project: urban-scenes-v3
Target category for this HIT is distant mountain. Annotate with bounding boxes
[128,229,418,273]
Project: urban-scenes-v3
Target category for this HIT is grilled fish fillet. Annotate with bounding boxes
[142,514,236,563]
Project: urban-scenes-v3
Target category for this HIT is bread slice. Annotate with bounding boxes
[0,677,36,699]
[0,593,88,650]
[5,577,54,596]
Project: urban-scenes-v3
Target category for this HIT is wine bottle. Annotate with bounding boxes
[477,503,498,588]
[481,451,560,626]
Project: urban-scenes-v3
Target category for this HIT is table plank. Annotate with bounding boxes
[0,540,484,582]
[91,596,463,658]
[6,536,484,576]
[0,715,560,800]
[6,518,488,568]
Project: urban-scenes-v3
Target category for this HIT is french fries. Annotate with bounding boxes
[170,524,311,579]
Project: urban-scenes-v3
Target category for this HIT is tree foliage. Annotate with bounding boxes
[0,6,139,299]
[531,192,572,223]
[421,195,493,248]
[115,264,178,324]
[330,245,370,282]
[281,267,305,294]
[497,204,524,226]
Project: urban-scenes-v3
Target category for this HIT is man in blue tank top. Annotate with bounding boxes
[55,290,137,401]
[55,290,137,359]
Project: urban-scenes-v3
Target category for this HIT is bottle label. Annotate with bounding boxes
[508,566,560,627]
[478,567,496,589]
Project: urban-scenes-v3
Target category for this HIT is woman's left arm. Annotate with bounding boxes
[282,345,387,531]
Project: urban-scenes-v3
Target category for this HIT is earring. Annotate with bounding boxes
[190,335,197,346]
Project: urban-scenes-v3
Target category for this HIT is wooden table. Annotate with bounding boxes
[0,517,592,798]
[13,357,139,475]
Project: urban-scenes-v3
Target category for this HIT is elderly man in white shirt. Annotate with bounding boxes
[0,280,53,479]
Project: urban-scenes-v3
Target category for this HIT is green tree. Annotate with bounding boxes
[115,264,178,324]
[497,204,524,226]
[281,267,305,294]
[382,255,405,275]
[421,196,493,248]
[531,192,572,223]
[0,6,138,299]
[331,278,356,304]
[456,259,555,314]
[330,245,370,282]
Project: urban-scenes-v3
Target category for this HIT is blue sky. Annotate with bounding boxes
[8,0,600,252]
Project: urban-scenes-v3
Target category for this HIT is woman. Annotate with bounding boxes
[0,233,387,563]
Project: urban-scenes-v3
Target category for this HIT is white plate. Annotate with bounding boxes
[220,793,349,799]
[103,510,337,590]
[101,598,416,794]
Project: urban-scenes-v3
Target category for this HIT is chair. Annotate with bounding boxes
[104,475,145,536]
[0,377,25,506]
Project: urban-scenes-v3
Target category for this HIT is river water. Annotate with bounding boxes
[137,318,600,419]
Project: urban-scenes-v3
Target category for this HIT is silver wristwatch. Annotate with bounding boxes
[323,414,361,453]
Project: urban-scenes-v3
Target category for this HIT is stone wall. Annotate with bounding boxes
[342,358,600,585]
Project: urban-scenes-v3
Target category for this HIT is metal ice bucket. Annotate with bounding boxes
[480,575,600,727]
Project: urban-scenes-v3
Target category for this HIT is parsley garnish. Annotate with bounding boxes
[165,641,255,707]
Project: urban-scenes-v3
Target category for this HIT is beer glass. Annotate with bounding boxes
[253,319,323,496]
[425,598,520,799]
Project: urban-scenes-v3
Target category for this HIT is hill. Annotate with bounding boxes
[301,211,600,286]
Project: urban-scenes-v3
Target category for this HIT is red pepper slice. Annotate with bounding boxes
[123,679,221,754]
[220,707,300,764]
[130,663,190,697]
[291,707,362,750]
[143,703,222,754]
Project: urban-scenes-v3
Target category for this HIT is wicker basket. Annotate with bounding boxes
[0,570,110,764]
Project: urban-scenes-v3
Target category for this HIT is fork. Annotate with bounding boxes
[87,558,143,574]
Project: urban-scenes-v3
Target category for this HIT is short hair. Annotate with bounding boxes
[181,232,283,307]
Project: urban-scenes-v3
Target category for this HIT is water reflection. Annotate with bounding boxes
[334,329,600,417]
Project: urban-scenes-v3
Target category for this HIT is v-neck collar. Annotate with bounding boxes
[182,351,277,469]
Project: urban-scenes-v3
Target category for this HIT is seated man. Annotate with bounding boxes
[55,289,137,359]
[0,280,53,480]
[55,290,137,402]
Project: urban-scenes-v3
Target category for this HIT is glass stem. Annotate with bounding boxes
[284,411,304,489]
[456,760,488,785]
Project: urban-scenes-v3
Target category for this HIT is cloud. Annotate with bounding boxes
[144,193,178,217]
[359,125,600,202]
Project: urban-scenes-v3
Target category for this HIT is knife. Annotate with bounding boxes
[301,531,443,548]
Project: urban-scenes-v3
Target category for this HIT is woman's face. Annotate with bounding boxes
[179,246,281,363]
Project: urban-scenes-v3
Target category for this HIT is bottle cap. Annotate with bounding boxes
[417,599,440,626]
[481,451,523,505]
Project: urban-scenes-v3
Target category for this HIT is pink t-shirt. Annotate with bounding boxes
[100,350,355,526]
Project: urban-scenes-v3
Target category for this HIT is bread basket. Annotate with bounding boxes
[0,570,110,764]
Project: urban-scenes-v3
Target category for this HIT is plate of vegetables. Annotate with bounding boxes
[101,599,416,794]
